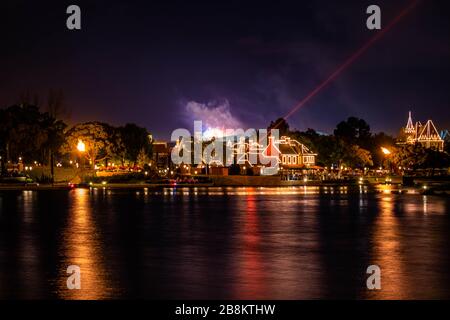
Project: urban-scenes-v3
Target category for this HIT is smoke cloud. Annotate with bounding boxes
[185,99,242,131]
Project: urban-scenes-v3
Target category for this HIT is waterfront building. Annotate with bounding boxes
[262,136,317,169]
[398,111,444,151]
[152,141,171,168]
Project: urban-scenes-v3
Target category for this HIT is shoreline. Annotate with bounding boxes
[0,182,353,190]
[1,182,449,196]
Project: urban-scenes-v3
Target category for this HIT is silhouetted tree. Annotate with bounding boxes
[268,118,290,137]
[117,123,152,166]
[334,117,371,148]
[344,145,373,168]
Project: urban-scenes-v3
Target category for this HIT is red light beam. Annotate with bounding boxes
[280,0,421,124]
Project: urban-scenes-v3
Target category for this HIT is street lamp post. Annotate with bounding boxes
[381,147,392,174]
[77,139,86,176]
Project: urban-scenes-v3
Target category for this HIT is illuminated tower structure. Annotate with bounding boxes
[399,111,444,151]
[404,111,417,143]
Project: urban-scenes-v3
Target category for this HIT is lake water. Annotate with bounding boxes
[0,186,449,299]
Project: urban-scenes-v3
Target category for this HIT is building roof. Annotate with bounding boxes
[405,111,415,133]
[279,144,297,155]
[153,142,169,153]
[417,119,443,142]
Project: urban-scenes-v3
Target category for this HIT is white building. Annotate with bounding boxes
[400,111,444,151]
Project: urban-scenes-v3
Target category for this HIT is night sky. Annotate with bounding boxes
[1,0,449,139]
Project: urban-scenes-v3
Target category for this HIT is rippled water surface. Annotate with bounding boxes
[0,186,449,299]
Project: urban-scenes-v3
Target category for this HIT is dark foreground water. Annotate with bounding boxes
[0,186,449,299]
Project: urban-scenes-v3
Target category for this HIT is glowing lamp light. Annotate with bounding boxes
[381,147,391,155]
[77,140,86,152]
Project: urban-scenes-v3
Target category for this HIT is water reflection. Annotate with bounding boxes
[58,188,111,299]
[17,191,42,298]
[368,195,407,299]
[367,192,449,299]
[234,194,267,298]
[0,186,448,299]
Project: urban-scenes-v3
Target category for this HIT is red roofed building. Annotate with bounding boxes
[262,136,317,169]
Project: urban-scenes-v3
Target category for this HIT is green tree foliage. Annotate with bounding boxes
[117,123,152,165]
[324,136,346,167]
[270,118,392,170]
[391,144,427,171]
[268,118,290,137]
[61,122,115,168]
[443,131,450,154]
[392,144,450,175]
[422,148,450,174]
[0,101,155,174]
[295,131,344,167]
[288,128,372,168]
[344,145,373,168]
[136,148,150,167]
[0,104,66,166]
[288,128,317,152]
[334,117,372,148]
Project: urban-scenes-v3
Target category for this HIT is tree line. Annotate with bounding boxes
[0,104,152,175]
[269,117,450,173]
[1,102,449,177]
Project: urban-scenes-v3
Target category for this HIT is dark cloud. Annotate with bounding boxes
[1,0,449,139]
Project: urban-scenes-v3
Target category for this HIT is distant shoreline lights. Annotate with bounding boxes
[170,121,281,175]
